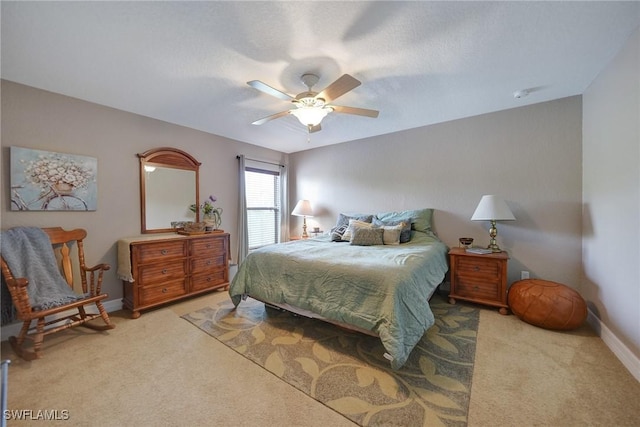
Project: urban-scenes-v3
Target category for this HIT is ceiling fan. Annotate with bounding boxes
[247,73,379,133]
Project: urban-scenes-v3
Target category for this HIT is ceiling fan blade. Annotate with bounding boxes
[316,74,361,103]
[247,80,294,101]
[251,110,291,125]
[331,105,379,118]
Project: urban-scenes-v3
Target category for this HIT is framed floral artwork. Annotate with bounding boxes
[10,147,98,211]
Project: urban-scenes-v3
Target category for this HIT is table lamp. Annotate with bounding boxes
[471,195,515,252]
[291,199,314,238]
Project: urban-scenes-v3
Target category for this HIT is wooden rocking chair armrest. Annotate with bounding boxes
[82,263,110,296]
[84,263,111,273]
[4,277,32,316]
[5,277,29,289]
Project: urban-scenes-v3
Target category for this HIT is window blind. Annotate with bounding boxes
[245,168,281,249]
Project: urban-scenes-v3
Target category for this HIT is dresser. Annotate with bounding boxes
[448,247,509,315]
[119,232,230,318]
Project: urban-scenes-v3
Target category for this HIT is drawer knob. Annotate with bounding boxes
[206,260,212,265]
[162,288,168,293]
[206,244,211,248]
[161,249,168,255]
[206,277,212,282]
[162,269,168,274]
[474,266,480,272]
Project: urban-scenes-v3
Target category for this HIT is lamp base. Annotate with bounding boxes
[486,220,503,252]
[487,242,503,253]
[301,217,308,239]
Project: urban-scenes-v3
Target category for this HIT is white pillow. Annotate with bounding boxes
[342,219,374,241]
[381,224,403,245]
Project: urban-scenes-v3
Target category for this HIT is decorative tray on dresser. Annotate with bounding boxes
[118,232,230,318]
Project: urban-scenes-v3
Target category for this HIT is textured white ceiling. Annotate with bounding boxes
[2,1,639,153]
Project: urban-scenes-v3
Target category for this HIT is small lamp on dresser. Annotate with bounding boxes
[471,195,515,252]
[291,199,314,238]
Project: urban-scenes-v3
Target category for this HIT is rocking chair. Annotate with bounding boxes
[1,227,115,360]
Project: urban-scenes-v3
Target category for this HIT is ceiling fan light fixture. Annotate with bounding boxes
[290,105,333,127]
[248,73,378,132]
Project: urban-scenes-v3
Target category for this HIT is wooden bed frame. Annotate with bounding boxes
[248,281,442,339]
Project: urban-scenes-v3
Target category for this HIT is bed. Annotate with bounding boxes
[229,208,449,369]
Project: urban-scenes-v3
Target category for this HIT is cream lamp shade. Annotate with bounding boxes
[291,199,314,238]
[471,195,515,252]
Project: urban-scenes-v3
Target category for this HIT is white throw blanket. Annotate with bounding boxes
[1,227,83,311]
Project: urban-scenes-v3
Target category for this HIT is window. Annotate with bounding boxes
[245,167,281,250]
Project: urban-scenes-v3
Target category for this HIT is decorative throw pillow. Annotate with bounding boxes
[350,227,384,246]
[373,218,411,243]
[330,224,348,242]
[330,213,373,241]
[342,219,374,241]
[375,208,434,233]
[379,224,404,245]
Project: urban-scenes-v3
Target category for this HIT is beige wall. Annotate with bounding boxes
[582,27,639,360]
[1,80,286,302]
[289,96,583,289]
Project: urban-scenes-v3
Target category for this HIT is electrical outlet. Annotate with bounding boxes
[521,270,530,280]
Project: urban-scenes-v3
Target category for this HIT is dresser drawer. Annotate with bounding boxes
[139,279,188,305]
[191,268,227,292]
[138,260,187,284]
[191,254,226,275]
[134,240,187,263]
[191,237,225,256]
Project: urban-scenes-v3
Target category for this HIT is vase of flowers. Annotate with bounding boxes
[190,195,222,231]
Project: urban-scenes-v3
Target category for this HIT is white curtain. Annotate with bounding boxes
[279,161,289,242]
[237,155,288,263]
[236,155,249,265]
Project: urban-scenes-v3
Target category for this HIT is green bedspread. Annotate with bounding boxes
[229,231,449,369]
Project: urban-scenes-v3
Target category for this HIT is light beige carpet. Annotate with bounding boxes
[2,288,639,426]
[183,294,479,427]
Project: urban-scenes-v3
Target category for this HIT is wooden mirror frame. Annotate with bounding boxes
[138,147,201,234]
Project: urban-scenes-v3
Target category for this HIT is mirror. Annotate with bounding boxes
[138,147,200,234]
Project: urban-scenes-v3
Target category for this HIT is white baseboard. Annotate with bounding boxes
[1,298,122,340]
[587,308,640,382]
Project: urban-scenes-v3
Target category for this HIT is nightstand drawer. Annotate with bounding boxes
[456,257,501,279]
[455,278,500,300]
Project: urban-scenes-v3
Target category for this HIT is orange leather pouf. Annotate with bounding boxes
[508,279,587,330]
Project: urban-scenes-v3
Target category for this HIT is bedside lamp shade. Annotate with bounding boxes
[292,199,314,238]
[471,195,515,252]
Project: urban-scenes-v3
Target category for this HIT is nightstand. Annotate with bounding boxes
[448,247,509,315]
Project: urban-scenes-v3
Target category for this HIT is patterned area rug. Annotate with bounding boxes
[182,293,479,427]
